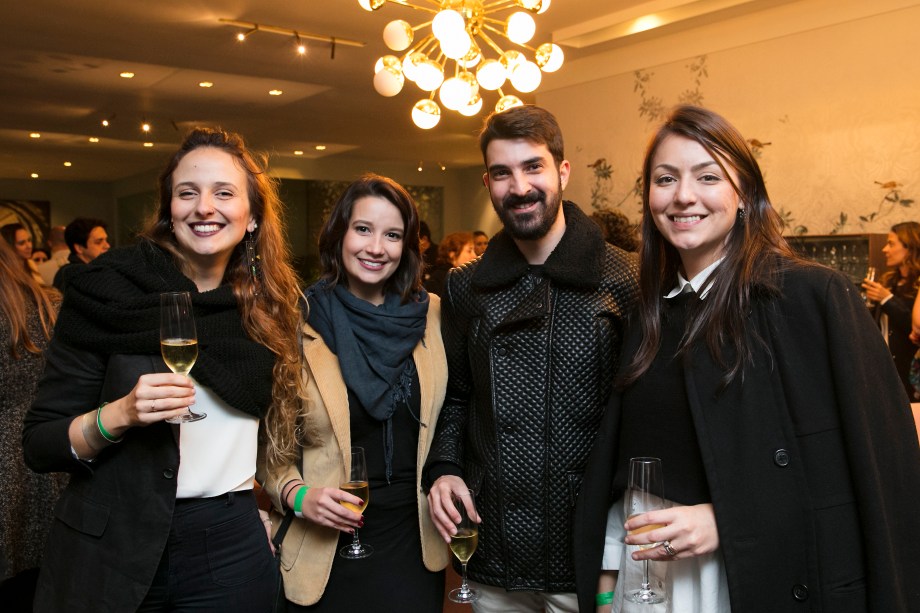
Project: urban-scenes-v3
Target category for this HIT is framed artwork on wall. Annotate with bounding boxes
[0,199,51,248]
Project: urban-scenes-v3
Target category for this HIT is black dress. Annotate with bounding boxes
[289,366,444,612]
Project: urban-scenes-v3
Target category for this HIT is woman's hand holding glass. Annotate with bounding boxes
[287,485,365,534]
[625,502,720,562]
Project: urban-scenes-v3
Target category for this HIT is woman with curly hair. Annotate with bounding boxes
[24,127,304,612]
[423,230,476,296]
[862,221,920,398]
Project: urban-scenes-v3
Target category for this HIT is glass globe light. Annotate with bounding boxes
[383,20,413,51]
[501,49,525,71]
[403,51,427,82]
[374,66,405,96]
[510,60,541,93]
[432,10,465,42]
[458,93,483,117]
[506,12,536,45]
[538,0,551,14]
[375,55,402,74]
[535,43,564,73]
[415,59,445,92]
[440,31,472,60]
[458,44,482,69]
[439,76,473,110]
[517,0,541,10]
[412,99,441,129]
[476,59,506,90]
[358,0,385,11]
[495,93,524,113]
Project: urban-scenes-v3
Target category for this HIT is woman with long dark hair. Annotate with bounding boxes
[23,127,304,612]
[259,173,448,611]
[862,221,920,398]
[575,106,920,612]
[1,222,45,285]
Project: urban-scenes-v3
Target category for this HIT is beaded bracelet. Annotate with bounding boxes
[596,591,614,606]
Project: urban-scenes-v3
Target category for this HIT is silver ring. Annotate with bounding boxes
[662,540,678,556]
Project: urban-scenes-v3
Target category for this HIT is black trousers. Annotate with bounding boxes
[138,490,278,612]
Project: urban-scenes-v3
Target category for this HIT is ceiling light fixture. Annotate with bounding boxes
[64,161,72,167]
[29,132,41,138]
[120,71,135,78]
[315,145,327,151]
[294,150,304,156]
[30,173,39,179]
[219,18,365,59]
[361,0,563,129]
[268,89,283,96]
[88,137,100,143]
[199,81,214,88]
[143,142,154,147]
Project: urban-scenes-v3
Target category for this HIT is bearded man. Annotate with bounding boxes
[423,105,639,612]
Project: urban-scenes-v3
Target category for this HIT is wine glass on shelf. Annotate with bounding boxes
[625,457,666,605]
[448,489,480,604]
[160,291,205,423]
[339,447,373,559]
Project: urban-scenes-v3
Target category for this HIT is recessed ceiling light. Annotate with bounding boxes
[30,132,41,138]
[101,119,110,127]
[268,89,283,96]
[64,161,72,167]
[315,145,327,151]
[30,173,39,178]
[88,137,100,143]
[294,150,304,156]
[142,122,151,132]
[199,81,214,88]
[143,142,154,147]
[120,72,135,78]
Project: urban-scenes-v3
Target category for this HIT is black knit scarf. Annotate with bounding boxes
[53,242,274,418]
[307,280,428,480]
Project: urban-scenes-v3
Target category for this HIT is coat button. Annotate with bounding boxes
[162,468,175,479]
[792,584,809,600]
[773,449,790,467]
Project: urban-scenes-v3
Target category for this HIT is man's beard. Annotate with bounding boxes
[492,185,562,241]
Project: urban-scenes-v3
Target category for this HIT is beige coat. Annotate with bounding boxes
[259,295,449,606]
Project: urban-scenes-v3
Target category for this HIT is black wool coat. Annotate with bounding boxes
[574,264,920,612]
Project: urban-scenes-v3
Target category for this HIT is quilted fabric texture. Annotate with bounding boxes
[426,203,639,592]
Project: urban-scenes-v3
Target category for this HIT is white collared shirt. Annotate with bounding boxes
[663,258,724,300]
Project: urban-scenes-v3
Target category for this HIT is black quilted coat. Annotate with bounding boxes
[423,202,639,592]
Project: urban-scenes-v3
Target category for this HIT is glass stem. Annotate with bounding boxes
[352,527,361,550]
[642,559,651,591]
[461,563,469,594]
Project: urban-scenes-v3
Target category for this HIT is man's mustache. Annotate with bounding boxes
[502,191,544,208]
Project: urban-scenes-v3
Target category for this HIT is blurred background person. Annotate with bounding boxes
[418,220,438,283]
[472,230,489,256]
[0,239,65,612]
[30,247,50,265]
[23,128,303,612]
[259,174,448,611]
[862,221,920,399]
[590,208,640,253]
[36,225,69,286]
[1,222,44,285]
[424,231,477,296]
[52,217,110,291]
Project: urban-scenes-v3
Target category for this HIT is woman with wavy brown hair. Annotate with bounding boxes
[23,127,303,613]
[0,239,64,609]
[862,221,920,398]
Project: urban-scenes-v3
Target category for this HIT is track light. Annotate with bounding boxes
[237,26,257,42]
[295,33,307,55]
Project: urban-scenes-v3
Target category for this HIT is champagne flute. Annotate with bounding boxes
[625,457,666,605]
[160,291,205,423]
[339,447,373,559]
[864,266,877,307]
[448,489,480,604]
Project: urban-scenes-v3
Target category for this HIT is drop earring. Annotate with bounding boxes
[737,207,747,224]
[245,222,261,291]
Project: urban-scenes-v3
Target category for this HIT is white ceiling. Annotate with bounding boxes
[0,0,775,182]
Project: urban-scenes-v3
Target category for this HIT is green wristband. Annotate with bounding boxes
[96,403,122,443]
[596,591,614,606]
[293,485,310,517]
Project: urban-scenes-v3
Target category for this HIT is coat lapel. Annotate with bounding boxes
[303,323,351,463]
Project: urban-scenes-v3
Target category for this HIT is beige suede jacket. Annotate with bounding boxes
[258,294,450,606]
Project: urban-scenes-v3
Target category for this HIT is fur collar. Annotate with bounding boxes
[472,201,607,290]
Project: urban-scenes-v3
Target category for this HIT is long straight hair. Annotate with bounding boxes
[0,238,58,358]
[139,127,305,468]
[620,105,801,388]
[881,221,920,293]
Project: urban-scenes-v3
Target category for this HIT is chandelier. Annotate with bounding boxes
[359,0,564,129]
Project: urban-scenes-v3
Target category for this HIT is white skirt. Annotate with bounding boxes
[602,498,731,613]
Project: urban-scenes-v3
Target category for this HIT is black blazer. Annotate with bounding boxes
[23,342,179,613]
[574,264,920,612]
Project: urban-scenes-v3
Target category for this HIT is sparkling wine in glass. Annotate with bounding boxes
[448,489,480,604]
[864,266,877,307]
[625,457,666,605]
[160,291,205,423]
[339,447,373,559]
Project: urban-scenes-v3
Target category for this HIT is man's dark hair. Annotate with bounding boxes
[64,218,107,253]
[479,105,565,167]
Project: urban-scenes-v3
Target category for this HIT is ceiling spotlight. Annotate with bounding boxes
[199,81,214,88]
[30,173,39,178]
[120,71,135,78]
[439,162,446,171]
[417,161,423,172]
[237,26,257,42]
[294,150,304,156]
[64,161,72,167]
[88,137,100,143]
[268,89,283,96]
[315,145,327,151]
[294,33,307,55]
[142,122,151,132]
[101,119,109,127]
[143,142,154,147]
[29,132,41,138]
